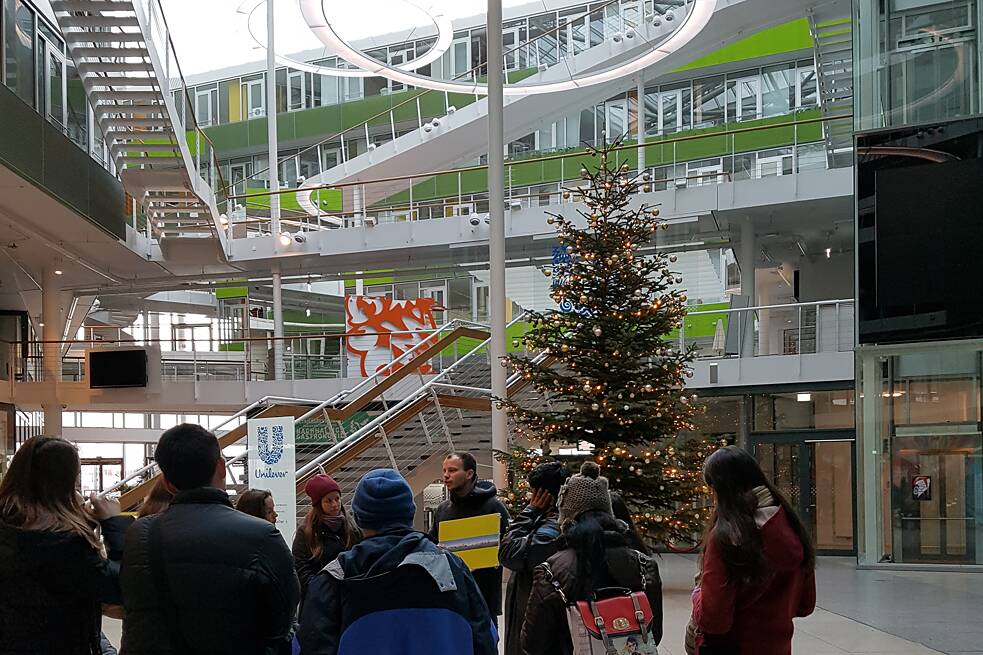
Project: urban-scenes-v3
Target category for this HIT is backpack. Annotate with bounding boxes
[542,561,658,655]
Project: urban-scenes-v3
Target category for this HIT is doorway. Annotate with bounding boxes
[891,432,982,564]
[80,457,123,495]
[753,432,856,554]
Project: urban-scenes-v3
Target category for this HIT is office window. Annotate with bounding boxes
[762,63,794,117]
[4,0,36,108]
[693,75,725,127]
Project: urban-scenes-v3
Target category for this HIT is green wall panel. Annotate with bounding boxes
[676,19,813,71]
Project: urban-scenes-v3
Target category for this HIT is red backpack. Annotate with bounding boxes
[541,562,659,655]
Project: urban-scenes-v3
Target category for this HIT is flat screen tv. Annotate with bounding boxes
[89,349,148,389]
[857,116,983,345]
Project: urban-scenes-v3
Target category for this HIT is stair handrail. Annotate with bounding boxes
[295,312,528,479]
[98,395,319,497]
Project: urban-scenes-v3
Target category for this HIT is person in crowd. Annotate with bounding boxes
[236,488,278,526]
[611,492,650,555]
[120,423,300,654]
[686,446,816,655]
[298,468,497,655]
[521,462,663,655]
[0,435,131,655]
[429,452,511,620]
[136,478,173,519]
[499,461,570,655]
[293,474,360,602]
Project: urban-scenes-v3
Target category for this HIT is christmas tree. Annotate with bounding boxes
[499,142,717,545]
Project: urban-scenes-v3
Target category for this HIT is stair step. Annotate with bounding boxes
[151,207,205,215]
[64,31,146,43]
[86,76,158,89]
[96,103,166,115]
[50,0,134,10]
[91,90,161,103]
[79,61,153,74]
[100,117,171,129]
[71,45,147,58]
[59,15,139,27]
[118,156,182,165]
[104,129,174,141]
[111,142,180,152]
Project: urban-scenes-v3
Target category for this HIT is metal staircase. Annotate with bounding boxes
[49,0,229,250]
[810,11,854,168]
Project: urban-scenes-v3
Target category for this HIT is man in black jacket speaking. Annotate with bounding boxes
[429,452,511,624]
[120,423,300,654]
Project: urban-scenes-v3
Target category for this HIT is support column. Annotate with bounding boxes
[859,352,885,565]
[41,268,62,437]
[636,74,646,172]
[267,0,281,239]
[272,264,284,380]
[487,0,508,489]
[740,217,756,357]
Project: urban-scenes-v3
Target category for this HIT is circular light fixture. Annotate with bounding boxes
[297,0,717,96]
[240,0,453,79]
[54,270,63,275]
[278,232,292,246]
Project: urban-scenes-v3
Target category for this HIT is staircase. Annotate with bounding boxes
[49,0,228,251]
[810,11,854,168]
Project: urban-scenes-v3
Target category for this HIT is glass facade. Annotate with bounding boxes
[858,344,983,565]
[855,0,983,131]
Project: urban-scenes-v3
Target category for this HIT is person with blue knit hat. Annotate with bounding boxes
[298,468,497,655]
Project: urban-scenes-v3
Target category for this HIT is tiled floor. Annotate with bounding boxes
[103,555,983,654]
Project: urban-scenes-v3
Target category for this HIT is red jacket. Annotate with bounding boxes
[692,506,816,655]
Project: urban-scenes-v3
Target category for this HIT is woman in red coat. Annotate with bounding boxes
[688,446,816,655]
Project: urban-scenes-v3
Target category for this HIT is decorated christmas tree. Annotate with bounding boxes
[499,143,718,545]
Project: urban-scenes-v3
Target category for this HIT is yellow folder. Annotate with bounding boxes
[438,513,502,571]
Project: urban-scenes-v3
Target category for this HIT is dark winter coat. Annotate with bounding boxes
[499,504,562,655]
[0,515,130,655]
[292,518,360,602]
[428,479,510,616]
[119,486,300,655]
[521,531,664,655]
[297,528,497,655]
[692,506,816,655]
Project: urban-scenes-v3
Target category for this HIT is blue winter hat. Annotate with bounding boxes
[352,468,417,530]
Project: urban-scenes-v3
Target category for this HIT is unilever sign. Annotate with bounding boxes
[247,417,297,544]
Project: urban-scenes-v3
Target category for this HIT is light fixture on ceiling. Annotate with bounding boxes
[278,232,292,246]
[54,270,63,275]
[306,307,311,317]
[825,247,832,259]
[796,393,812,402]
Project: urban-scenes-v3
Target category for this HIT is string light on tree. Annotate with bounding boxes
[496,140,717,545]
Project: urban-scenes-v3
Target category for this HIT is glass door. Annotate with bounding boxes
[195,86,217,127]
[80,458,123,495]
[42,39,66,129]
[754,433,856,554]
[420,283,447,325]
[892,432,982,564]
[687,159,725,187]
[287,70,305,111]
[659,91,681,134]
[604,99,628,141]
[244,78,265,119]
[472,281,489,323]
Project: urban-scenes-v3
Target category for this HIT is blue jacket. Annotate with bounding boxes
[297,528,497,655]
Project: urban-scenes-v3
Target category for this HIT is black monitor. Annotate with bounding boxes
[857,116,983,345]
[88,349,148,389]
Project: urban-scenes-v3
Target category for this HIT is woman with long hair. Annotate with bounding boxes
[235,488,278,525]
[688,446,816,655]
[521,462,663,655]
[293,474,360,601]
[0,436,131,654]
[136,477,173,519]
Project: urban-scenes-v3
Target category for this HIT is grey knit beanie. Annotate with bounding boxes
[557,461,614,528]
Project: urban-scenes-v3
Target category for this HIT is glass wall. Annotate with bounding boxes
[3,0,35,107]
[858,343,983,565]
[856,0,982,130]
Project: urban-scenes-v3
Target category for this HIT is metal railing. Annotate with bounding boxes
[227,113,852,236]
[679,299,854,359]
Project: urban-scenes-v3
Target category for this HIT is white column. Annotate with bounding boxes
[488,0,508,489]
[740,217,756,357]
[41,268,62,437]
[267,0,281,238]
[272,264,284,380]
[636,74,646,172]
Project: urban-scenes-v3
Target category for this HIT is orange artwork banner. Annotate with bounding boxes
[345,295,440,377]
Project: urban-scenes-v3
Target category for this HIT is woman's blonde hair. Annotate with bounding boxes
[0,436,103,553]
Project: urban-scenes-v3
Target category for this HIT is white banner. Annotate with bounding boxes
[247,416,297,545]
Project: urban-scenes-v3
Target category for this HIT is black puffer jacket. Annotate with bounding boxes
[499,504,562,655]
[521,531,663,655]
[0,515,131,655]
[429,480,510,617]
[120,487,300,655]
